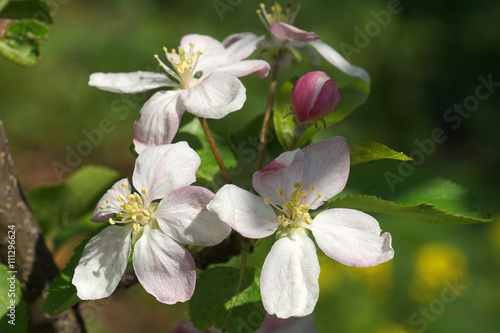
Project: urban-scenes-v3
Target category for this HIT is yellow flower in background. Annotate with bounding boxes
[409,242,468,303]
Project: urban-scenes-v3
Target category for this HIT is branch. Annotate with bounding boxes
[0,120,86,333]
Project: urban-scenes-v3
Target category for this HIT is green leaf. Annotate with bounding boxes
[329,160,492,224]
[26,165,121,243]
[176,118,236,190]
[273,80,295,150]
[41,226,106,316]
[0,18,49,66]
[0,0,52,23]
[350,141,412,165]
[273,78,370,150]
[0,264,27,332]
[189,266,266,333]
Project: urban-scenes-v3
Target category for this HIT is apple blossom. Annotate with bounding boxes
[88,33,270,153]
[291,71,341,125]
[207,136,394,318]
[72,143,231,304]
[257,2,371,83]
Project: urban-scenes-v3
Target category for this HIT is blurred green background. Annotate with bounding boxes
[1,0,499,332]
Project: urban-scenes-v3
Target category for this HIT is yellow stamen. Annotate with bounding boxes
[142,209,150,217]
[108,218,115,225]
[310,184,315,191]
[99,205,106,209]
[118,195,126,202]
[142,188,147,195]
[121,182,128,188]
[264,198,270,204]
[106,199,110,203]
[317,193,322,198]
[133,223,140,232]
[278,189,284,197]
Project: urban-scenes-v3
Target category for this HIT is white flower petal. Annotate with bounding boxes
[133,90,184,154]
[179,34,227,73]
[89,71,175,93]
[207,184,278,239]
[155,186,231,246]
[181,72,246,119]
[300,137,350,209]
[72,224,133,300]
[253,149,304,205]
[260,235,320,319]
[270,22,320,43]
[91,178,130,222]
[222,32,265,62]
[133,227,196,304]
[217,59,270,78]
[132,142,200,204]
[310,208,394,267]
[308,40,371,84]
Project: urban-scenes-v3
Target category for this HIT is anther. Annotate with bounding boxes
[142,209,150,217]
[277,189,284,197]
[121,182,128,188]
[99,205,106,209]
[118,195,126,202]
[142,188,147,195]
[264,198,270,204]
[310,184,315,191]
[133,223,140,232]
[108,218,115,225]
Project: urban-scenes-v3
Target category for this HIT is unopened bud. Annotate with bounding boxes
[291,71,341,124]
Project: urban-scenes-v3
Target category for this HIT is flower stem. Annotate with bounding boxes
[255,64,280,171]
[198,117,232,184]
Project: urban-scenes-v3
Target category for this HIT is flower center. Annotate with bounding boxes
[264,182,322,239]
[100,182,155,232]
[154,43,204,90]
[256,2,301,28]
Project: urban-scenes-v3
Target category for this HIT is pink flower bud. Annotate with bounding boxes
[291,71,341,124]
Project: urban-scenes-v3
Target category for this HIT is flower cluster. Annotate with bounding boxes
[73,1,393,325]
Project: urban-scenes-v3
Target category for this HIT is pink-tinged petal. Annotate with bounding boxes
[207,184,278,239]
[308,40,371,84]
[132,142,200,204]
[260,235,320,318]
[72,224,133,300]
[133,227,196,304]
[309,208,394,267]
[270,22,320,43]
[154,186,231,246]
[133,90,184,154]
[91,178,130,222]
[253,150,304,205]
[179,34,227,73]
[89,71,175,93]
[222,32,265,62]
[300,137,350,209]
[218,59,270,78]
[181,72,246,119]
